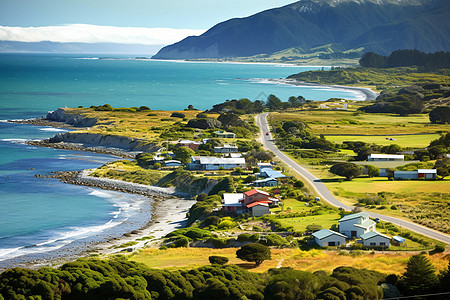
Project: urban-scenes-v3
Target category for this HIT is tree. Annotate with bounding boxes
[329,163,363,180]
[366,165,380,177]
[359,52,386,67]
[174,146,195,163]
[236,243,271,266]
[288,95,306,107]
[399,254,438,295]
[434,158,450,179]
[267,94,283,111]
[429,106,450,124]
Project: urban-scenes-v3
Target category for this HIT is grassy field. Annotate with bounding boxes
[65,107,214,142]
[269,110,449,136]
[130,247,448,275]
[325,134,441,148]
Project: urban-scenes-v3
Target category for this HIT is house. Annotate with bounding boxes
[339,212,376,238]
[367,154,404,161]
[312,229,347,247]
[228,153,243,158]
[214,130,236,139]
[176,140,202,151]
[214,144,238,153]
[360,231,391,247]
[252,178,279,187]
[164,160,183,167]
[188,156,246,171]
[257,162,273,170]
[222,189,278,217]
[223,193,244,213]
[394,169,437,180]
[259,168,286,179]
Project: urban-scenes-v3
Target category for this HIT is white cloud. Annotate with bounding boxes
[0,24,205,45]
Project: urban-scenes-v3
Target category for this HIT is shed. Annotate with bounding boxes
[252,178,278,187]
[312,229,347,247]
[417,169,437,179]
[247,202,270,217]
[360,231,390,247]
[368,154,404,161]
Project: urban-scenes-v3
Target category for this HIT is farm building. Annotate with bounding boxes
[360,231,391,247]
[339,212,376,238]
[367,154,404,161]
[312,229,347,247]
[188,156,246,171]
[394,169,437,180]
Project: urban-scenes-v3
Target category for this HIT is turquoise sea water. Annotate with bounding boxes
[0,54,362,266]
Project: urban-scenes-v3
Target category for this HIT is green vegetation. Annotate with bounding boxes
[208,256,229,265]
[287,67,450,90]
[359,50,450,70]
[236,243,271,266]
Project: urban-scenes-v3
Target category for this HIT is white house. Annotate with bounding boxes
[257,162,273,170]
[360,231,391,247]
[367,154,404,161]
[312,229,347,247]
[339,212,376,238]
[214,130,236,139]
[188,156,246,170]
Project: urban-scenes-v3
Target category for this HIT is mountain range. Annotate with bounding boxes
[153,0,450,59]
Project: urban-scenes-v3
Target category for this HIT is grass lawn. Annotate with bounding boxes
[325,133,441,148]
[129,248,449,275]
[269,110,450,135]
[277,212,341,232]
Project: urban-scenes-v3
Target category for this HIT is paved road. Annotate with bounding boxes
[257,113,450,245]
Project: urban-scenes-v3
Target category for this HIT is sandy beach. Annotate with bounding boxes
[268,78,379,101]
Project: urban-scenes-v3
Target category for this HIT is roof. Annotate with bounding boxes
[418,169,437,174]
[244,189,269,197]
[393,236,406,243]
[165,160,182,164]
[246,201,269,208]
[312,229,347,240]
[253,178,278,183]
[191,156,245,165]
[354,219,376,229]
[178,140,202,145]
[260,168,286,179]
[223,193,243,206]
[360,231,390,240]
[368,154,404,159]
[257,163,272,167]
[229,153,243,158]
[214,130,235,135]
[339,212,369,223]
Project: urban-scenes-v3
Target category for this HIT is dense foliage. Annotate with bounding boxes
[329,163,363,181]
[236,243,271,266]
[360,50,450,70]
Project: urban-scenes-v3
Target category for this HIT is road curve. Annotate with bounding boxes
[257,113,450,245]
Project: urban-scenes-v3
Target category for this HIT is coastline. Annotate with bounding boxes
[268,78,379,101]
[0,169,195,271]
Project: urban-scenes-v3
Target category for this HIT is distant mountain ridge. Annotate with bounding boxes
[153,0,450,59]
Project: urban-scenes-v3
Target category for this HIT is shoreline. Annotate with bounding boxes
[268,78,379,101]
[0,169,195,272]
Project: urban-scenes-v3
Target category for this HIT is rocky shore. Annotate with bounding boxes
[50,170,190,199]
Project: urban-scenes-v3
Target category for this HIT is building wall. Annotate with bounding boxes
[244,193,269,205]
[339,218,369,238]
[251,205,269,217]
[315,235,346,247]
[363,236,390,247]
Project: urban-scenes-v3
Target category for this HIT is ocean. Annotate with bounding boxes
[0,53,363,266]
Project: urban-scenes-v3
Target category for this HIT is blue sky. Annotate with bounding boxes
[0,1,296,46]
[2,0,295,29]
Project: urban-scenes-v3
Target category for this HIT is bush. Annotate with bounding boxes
[170,112,186,118]
[265,234,289,246]
[237,233,260,242]
[236,243,271,266]
[209,256,229,265]
[218,219,236,229]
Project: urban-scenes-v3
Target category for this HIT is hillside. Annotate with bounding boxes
[153,0,450,60]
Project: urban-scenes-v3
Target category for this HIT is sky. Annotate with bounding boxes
[0,0,296,46]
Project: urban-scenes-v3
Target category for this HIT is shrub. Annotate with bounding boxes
[209,256,229,265]
[265,234,289,246]
[237,233,260,242]
[236,243,271,266]
[208,237,229,248]
[218,219,236,229]
[170,112,186,118]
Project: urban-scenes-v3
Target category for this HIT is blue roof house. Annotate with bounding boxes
[312,229,347,247]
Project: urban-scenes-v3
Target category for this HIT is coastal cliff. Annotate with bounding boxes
[46,108,98,127]
[48,132,159,153]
